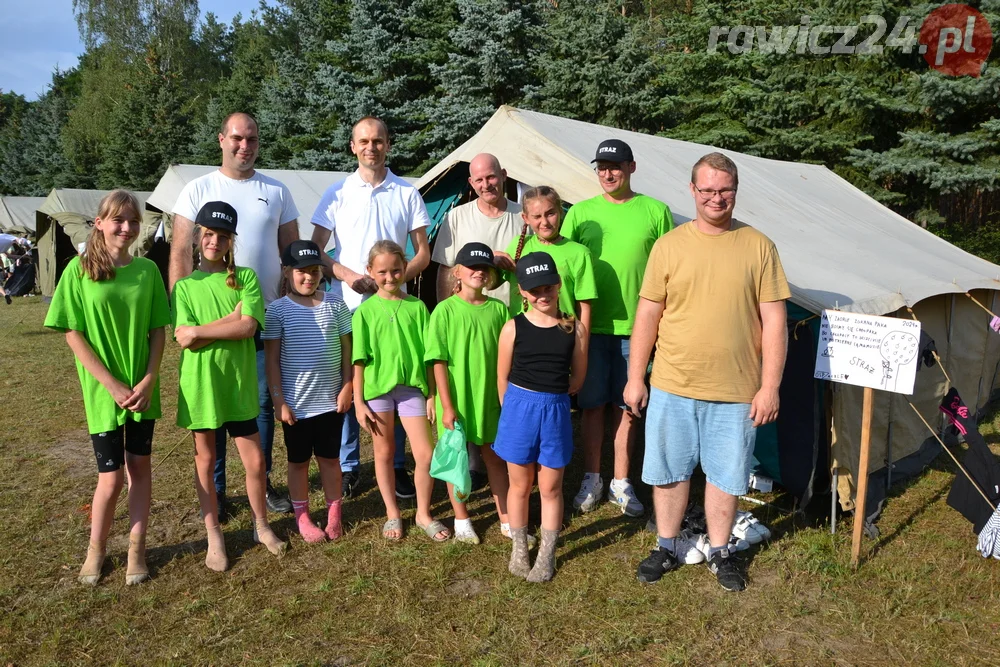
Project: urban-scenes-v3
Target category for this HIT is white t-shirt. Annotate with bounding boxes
[261,292,352,419]
[173,170,299,304]
[431,198,524,304]
[311,168,430,312]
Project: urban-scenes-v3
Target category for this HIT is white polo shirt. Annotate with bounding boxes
[311,168,430,311]
[173,169,299,304]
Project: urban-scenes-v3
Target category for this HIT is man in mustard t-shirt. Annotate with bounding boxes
[562,139,673,518]
[625,153,790,592]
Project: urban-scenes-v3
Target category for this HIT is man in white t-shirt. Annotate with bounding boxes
[432,153,523,305]
[311,116,431,499]
[169,111,299,517]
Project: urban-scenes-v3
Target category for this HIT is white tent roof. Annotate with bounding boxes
[37,189,153,219]
[417,106,1000,315]
[0,196,46,233]
[147,165,420,241]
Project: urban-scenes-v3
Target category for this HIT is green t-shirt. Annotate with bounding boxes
[561,194,673,335]
[425,295,508,444]
[504,235,597,318]
[44,256,170,434]
[352,294,431,400]
[172,267,266,430]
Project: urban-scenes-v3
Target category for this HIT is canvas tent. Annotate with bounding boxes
[417,105,1000,515]
[36,189,153,296]
[0,197,45,237]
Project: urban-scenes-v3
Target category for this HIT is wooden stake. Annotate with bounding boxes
[851,386,875,567]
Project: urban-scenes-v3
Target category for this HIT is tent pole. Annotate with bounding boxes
[851,386,875,567]
[831,467,838,534]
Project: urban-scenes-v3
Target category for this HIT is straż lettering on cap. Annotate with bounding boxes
[526,264,550,274]
[471,250,489,258]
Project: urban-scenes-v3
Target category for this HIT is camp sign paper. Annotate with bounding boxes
[814,310,922,395]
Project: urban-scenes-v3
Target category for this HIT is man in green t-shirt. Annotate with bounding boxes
[561,139,674,518]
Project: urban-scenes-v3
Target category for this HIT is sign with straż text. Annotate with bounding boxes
[814,310,922,395]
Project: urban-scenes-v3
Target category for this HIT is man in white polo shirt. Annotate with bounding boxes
[311,116,431,499]
[169,111,299,518]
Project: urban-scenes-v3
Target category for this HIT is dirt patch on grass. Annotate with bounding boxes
[444,574,486,598]
[45,429,94,480]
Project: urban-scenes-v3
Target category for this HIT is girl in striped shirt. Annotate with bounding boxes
[263,240,353,542]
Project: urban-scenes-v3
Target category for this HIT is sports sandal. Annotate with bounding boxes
[416,519,450,542]
[382,518,403,541]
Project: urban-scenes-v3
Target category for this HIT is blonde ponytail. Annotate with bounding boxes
[224,249,242,290]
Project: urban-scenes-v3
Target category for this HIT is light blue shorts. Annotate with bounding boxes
[641,388,757,496]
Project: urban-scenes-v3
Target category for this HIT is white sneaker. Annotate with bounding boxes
[573,476,604,513]
[732,510,771,545]
[607,479,644,517]
[675,530,706,565]
[696,533,750,559]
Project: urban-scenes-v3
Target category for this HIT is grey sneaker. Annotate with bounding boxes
[572,476,604,513]
[608,479,643,517]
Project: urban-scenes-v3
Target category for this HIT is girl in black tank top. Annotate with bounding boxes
[494,250,587,583]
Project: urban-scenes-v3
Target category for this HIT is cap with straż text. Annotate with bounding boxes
[282,239,324,269]
[454,242,496,268]
[591,139,634,164]
[195,201,238,234]
[516,252,560,291]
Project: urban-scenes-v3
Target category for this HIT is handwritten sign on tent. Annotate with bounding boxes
[814,310,922,395]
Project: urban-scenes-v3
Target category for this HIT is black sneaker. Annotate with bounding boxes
[470,470,488,491]
[265,480,294,514]
[707,548,748,592]
[341,470,360,499]
[394,467,416,499]
[636,547,679,583]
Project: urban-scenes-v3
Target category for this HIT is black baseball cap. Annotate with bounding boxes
[454,242,495,268]
[591,139,634,164]
[195,201,238,234]
[516,252,560,291]
[282,239,324,269]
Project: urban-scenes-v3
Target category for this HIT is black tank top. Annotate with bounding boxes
[509,314,576,394]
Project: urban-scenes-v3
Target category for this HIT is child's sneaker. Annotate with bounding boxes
[696,534,750,559]
[732,510,771,545]
[607,478,643,517]
[572,475,604,513]
[674,530,706,565]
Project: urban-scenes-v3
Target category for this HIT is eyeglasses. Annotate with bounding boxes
[693,185,737,200]
[595,164,625,174]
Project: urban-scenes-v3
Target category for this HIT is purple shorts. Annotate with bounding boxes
[366,385,426,417]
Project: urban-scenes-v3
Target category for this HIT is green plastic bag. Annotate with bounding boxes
[430,420,471,503]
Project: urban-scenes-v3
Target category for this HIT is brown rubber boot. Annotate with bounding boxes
[78,542,106,586]
[125,533,150,585]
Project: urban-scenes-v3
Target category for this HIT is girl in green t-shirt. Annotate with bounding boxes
[44,190,170,586]
[172,201,287,571]
[427,242,511,545]
[500,186,595,345]
[353,240,461,542]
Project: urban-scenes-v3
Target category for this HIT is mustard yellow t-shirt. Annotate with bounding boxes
[639,220,790,403]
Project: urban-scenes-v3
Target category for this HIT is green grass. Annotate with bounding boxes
[2,298,1000,665]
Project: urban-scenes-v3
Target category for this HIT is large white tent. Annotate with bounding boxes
[0,196,46,235]
[417,106,1000,514]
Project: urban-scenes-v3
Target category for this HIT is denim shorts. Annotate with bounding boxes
[577,334,630,410]
[641,388,757,496]
[492,384,573,469]
[367,385,426,417]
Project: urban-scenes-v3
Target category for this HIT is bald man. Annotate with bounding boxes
[169,111,300,518]
[433,153,523,305]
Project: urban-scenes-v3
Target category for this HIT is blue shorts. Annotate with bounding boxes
[577,334,630,410]
[492,384,573,469]
[641,388,757,496]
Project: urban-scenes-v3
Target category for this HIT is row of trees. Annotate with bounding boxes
[0,0,997,257]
